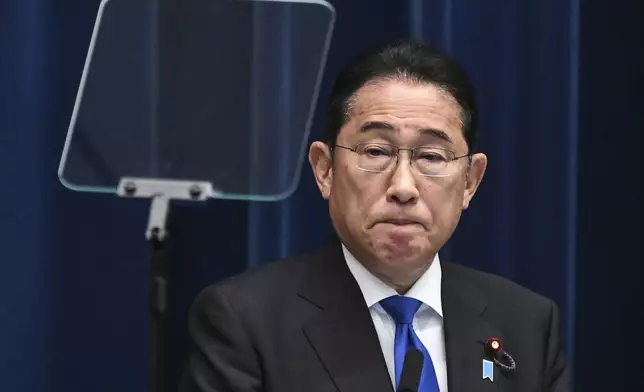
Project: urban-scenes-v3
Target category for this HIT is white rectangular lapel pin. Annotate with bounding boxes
[482,359,494,382]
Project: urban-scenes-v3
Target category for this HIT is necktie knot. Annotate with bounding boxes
[380,295,422,325]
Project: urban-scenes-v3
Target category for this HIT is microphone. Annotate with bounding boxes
[397,349,424,392]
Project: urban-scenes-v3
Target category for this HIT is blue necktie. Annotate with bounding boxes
[380,295,440,392]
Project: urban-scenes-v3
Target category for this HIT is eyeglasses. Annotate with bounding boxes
[334,142,471,177]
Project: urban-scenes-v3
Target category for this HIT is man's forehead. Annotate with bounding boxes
[357,120,456,145]
[348,81,462,122]
[346,81,463,133]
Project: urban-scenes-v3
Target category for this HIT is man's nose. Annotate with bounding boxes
[385,153,420,204]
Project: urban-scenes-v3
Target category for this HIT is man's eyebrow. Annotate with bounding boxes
[358,121,453,144]
[419,128,453,144]
[359,121,395,132]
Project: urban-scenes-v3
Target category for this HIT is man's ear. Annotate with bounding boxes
[462,152,487,210]
[308,141,333,200]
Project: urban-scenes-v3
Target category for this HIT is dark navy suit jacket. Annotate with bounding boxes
[179,239,572,392]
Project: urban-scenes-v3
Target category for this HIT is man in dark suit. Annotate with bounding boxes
[179,41,572,392]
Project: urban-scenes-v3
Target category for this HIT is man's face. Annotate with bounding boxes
[309,79,487,286]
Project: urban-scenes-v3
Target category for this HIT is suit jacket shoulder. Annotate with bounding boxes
[443,261,554,315]
[195,245,320,320]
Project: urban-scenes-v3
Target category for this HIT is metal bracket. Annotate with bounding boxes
[117,177,216,241]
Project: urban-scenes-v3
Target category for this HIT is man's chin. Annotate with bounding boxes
[371,236,430,262]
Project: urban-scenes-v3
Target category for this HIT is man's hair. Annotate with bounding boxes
[323,40,478,154]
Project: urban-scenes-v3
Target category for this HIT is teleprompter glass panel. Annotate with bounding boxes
[59,0,334,201]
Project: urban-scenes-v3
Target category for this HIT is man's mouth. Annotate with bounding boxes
[381,219,418,225]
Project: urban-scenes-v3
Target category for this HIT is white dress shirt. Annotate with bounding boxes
[342,244,448,392]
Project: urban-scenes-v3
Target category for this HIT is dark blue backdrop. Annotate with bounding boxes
[1,0,642,391]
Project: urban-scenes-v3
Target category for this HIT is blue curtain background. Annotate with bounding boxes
[1,0,642,391]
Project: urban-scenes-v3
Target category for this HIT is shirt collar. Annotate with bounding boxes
[342,243,443,317]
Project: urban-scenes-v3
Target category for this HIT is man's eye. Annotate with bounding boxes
[364,147,391,157]
[418,152,447,162]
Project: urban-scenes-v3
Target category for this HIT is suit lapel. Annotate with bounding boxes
[441,262,507,392]
[298,240,393,392]
[296,242,512,392]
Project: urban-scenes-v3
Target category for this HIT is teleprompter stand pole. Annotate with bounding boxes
[147,196,170,392]
[117,178,215,392]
